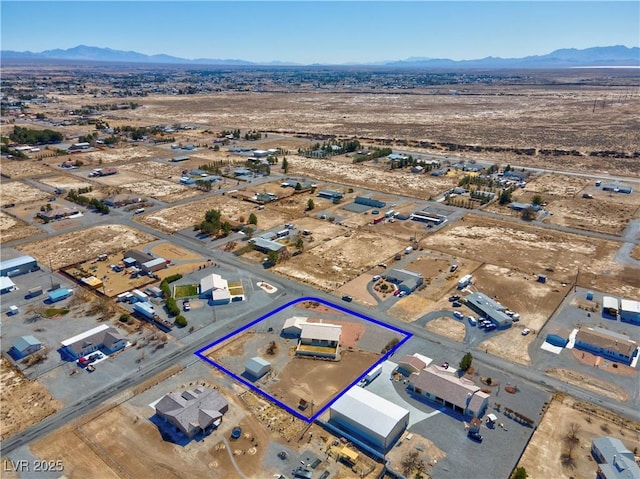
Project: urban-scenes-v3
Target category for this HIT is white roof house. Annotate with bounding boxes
[330,386,409,451]
[200,273,228,295]
[300,323,342,343]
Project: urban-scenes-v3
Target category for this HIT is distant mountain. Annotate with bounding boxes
[384,46,640,68]
[1,44,638,68]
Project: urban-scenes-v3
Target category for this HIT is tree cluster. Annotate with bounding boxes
[66,188,109,214]
[10,126,63,145]
[352,147,392,164]
[195,209,232,237]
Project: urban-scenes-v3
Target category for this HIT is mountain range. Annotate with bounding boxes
[1,45,638,68]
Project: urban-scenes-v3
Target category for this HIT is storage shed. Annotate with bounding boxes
[602,296,619,315]
[244,357,271,379]
[620,299,640,325]
[329,386,409,452]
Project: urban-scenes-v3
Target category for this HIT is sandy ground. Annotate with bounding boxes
[289,155,455,200]
[421,215,621,284]
[37,175,95,191]
[74,145,162,165]
[0,211,43,242]
[119,178,202,202]
[126,88,640,166]
[424,316,466,342]
[275,229,406,291]
[335,273,378,307]
[0,159,54,178]
[544,368,629,402]
[149,242,203,261]
[0,181,50,206]
[139,195,288,233]
[16,224,156,270]
[478,327,537,366]
[386,430,446,477]
[517,394,640,479]
[0,358,61,441]
[388,296,435,322]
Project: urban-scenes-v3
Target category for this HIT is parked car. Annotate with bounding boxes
[521,328,531,336]
[398,291,407,297]
[467,316,477,326]
[341,295,353,302]
[468,431,483,443]
[453,311,464,320]
[485,324,497,331]
[393,289,401,296]
[183,300,191,311]
[372,275,381,281]
[377,263,387,268]
[448,295,460,302]
[452,301,462,307]
[512,313,520,322]
[450,264,458,272]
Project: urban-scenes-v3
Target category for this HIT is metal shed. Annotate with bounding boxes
[244,357,271,379]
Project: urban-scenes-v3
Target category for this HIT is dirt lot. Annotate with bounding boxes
[0,159,54,178]
[472,264,566,332]
[421,215,621,284]
[335,273,378,307]
[118,178,202,202]
[425,316,466,342]
[139,195,289,233]
[388,295,436,322]
[544,368,629,402]
[0,358,61,441]
[505,173,640,235]
[74,145,163,165]
[16,224,155,270]
[37,174,96,191]
[0,211,43,242]
[275,230,407,291]
[207,330,381,419]
[0,180,50,206]
[517,394,640,479]
[149,242,203,261]
[289,156,455,200]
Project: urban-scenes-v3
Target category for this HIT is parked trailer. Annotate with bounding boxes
[359,364,383,386]
[27,286,43,298]
[457,274,472,289]
[48,288,72,303]
[133,302,155,320]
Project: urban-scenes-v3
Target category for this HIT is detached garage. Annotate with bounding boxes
[620,299,640,325]
[329,386,409,452]
[244,357,271,380]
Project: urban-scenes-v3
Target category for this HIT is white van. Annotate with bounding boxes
[134,208,145,214]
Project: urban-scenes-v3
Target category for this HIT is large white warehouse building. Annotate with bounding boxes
[329,386,409,451]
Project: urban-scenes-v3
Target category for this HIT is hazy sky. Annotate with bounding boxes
[1,1,638,63]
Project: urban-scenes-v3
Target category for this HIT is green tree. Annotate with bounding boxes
[459,352,473,372]
[510,467,528,479]
[267,250,279,266]
[531,195,543,206]
[295,237,304,251]
[306,199,315,211]
[295,182,302,191]
[499,189,512,205]
[282,157,289,174]
[521,206,537,221]
[175,315,188,327]
[248,213,258,225]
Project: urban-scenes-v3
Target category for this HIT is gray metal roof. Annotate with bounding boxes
[250,237,284,252]
[592,437,639,479]
[155,386,228,437]
[13,335,41,352]
[0,255,37,271]
[245,357,271,377]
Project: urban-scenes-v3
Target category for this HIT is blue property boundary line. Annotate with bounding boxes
[195,296,412,423]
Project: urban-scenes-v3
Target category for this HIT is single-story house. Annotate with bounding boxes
[155,386,228,439]
[408,365,489,418]
[59,324,127,360]
[11,335,42,358]
[385,268,424,294]
[591,436,640,479]
[199,273,228,297]
[296,322,342,360]
[574,327,638,366]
